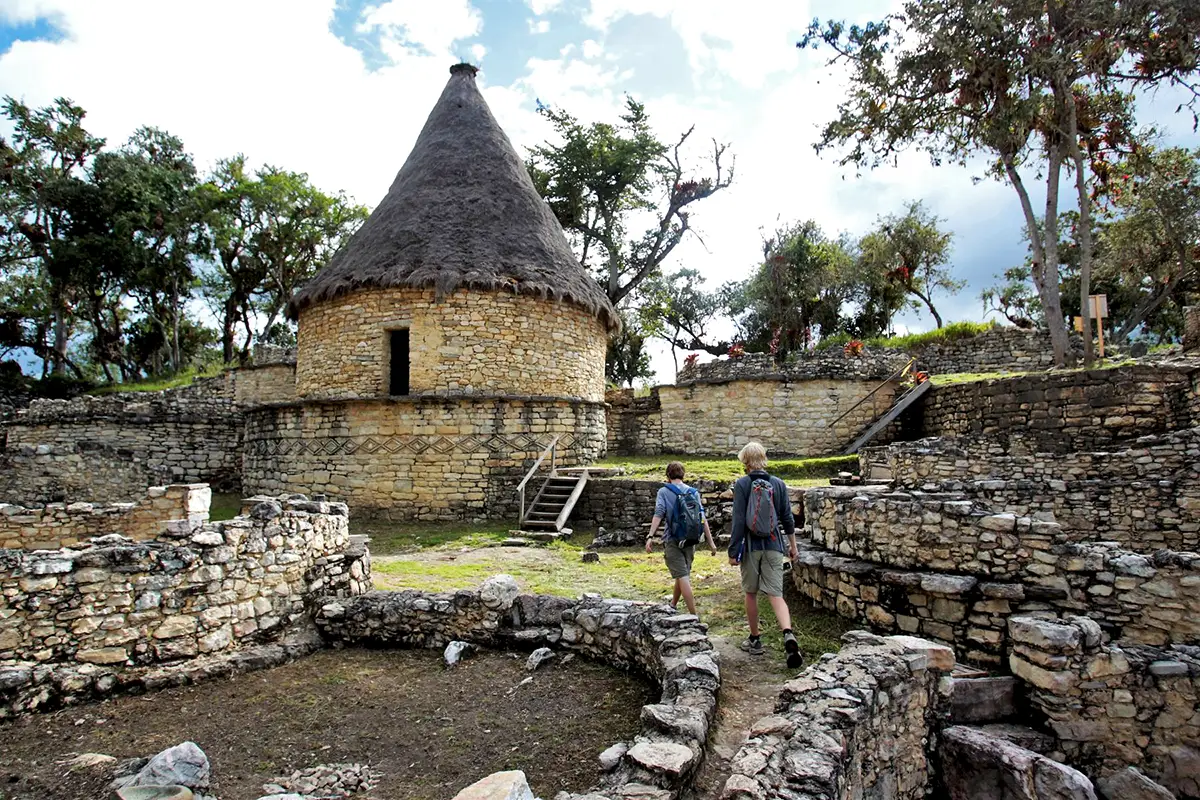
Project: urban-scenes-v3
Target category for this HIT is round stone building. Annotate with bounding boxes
[241,63,617,519]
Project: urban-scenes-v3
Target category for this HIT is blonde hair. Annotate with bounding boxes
[738,442,768,471]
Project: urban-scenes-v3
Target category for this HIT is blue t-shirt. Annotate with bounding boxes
[654,482,706,543]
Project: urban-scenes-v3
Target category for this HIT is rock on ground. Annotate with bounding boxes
[526,647,556,671]
[1097,767,1175,800]
[452,770,539,800]
[122,742,210,790]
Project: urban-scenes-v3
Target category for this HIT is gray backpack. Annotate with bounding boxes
[746,476,779,539]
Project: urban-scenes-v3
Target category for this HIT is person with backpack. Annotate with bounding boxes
[644,461,717,617]
[728,442,803,669]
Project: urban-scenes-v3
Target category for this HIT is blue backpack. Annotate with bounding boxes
[665,484,704,545]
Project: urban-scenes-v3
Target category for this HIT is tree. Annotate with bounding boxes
[982,264,1042,328]
[726,220,858,359]
[527,97,733,308]
[0,97,105,376]
[799,0,1200,366]
[606,310,655,388]
[201,158,367,364]
[1095,145,1200,342]
[638,268,729,374]
[857,201,963,328]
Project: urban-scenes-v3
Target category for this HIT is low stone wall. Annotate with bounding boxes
[721,631,956,799]
[232,362,297,407]
[243,395,606,520]
[676,326,1079,387]
[918,365,1195,452]
[3,375,243,492]
[1009,615,1200,796]
[655,379,901,457]
[575,478,806,541]
[0,484,211,549]
[793,536,1200,667]
[859,432,1200,554]
[606,388,663,456]
[0,441,166,503]
[0,494,371,716]
[316,579,718,800]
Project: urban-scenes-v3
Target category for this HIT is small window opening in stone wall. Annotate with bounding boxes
[389,329,410,396]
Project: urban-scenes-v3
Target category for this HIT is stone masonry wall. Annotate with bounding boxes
[243,396,606,520]
[918,366,1194,452]
[794,533,1200,667]
[0,442,166,504]
[295,287,608,403]
[721,631,957,800]
[677,326,1079,386]
[1185,306,1200,351]
[3,376,243,492]
[316,579,718,800]
[1008,614,1200,796]
[0,484,210,550]
[233,363,297,407]
[606,388,663,456]
[859,432,1200,553]
[656,379,901,457]
[0,494,370,716]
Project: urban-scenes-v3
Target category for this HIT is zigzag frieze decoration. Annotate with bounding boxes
[245,433,578,458]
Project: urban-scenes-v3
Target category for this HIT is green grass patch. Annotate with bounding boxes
[90,363,226,395]
[593,454,856,483]
[350,519,512,555]
[816,320,997,352]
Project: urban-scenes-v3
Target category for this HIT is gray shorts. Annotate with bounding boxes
[740,548,785,597]
[664,539,695,579]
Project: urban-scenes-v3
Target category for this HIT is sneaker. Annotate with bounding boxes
[739,636,764,656]
[784,633,804,669]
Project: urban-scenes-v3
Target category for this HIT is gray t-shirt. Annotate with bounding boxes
[654,482,706,542]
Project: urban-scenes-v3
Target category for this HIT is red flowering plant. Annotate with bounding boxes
[727,342,746,358]
[843,339,865,357]
[683,353,700,368]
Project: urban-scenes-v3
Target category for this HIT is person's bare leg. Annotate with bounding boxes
[744,592,760,636]
[677,577,697,616]
[671,581,682,608]
[768,595,792,631]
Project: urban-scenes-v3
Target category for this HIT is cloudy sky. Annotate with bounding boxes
[1,0,1197,381]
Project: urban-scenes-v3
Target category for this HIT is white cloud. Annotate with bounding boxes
[528,18,550,34]
[0,0,62,24]
[526,0,562,14]
[470,42,487,61]
[358,0,481,56]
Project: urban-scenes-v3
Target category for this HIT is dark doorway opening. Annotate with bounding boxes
[389,329,410,395]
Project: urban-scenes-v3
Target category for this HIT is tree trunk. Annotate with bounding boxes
[1039,139,1073,367]
[1062,84,1096,365]
[222,297,238,365]
[911,287,943,328]
[1003,151,1071,367]
[51,294,69,377]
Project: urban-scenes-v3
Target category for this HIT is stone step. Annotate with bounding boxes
[972,723,1055,755]
[949,675,1016,724]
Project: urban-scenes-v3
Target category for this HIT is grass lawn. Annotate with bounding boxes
[367,524,855,668]
[593,454,856,483]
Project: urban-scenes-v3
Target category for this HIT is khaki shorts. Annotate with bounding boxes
[664,539,696,579]
[741,548,785,597]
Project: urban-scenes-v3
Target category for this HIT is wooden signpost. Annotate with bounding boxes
[1074,294,1109,358]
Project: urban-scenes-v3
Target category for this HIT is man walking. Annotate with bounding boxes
[728,442,803,669]
[645,461,718,617]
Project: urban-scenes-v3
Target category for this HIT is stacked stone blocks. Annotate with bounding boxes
[0,483,210,549]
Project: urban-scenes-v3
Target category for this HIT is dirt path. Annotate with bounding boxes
[684,634,791,799]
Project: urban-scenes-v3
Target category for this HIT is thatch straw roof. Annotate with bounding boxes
[288,63,618,331]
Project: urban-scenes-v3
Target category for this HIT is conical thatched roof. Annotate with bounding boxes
[288,63,617,330]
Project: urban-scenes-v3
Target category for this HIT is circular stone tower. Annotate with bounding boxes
[241,63,617,520]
